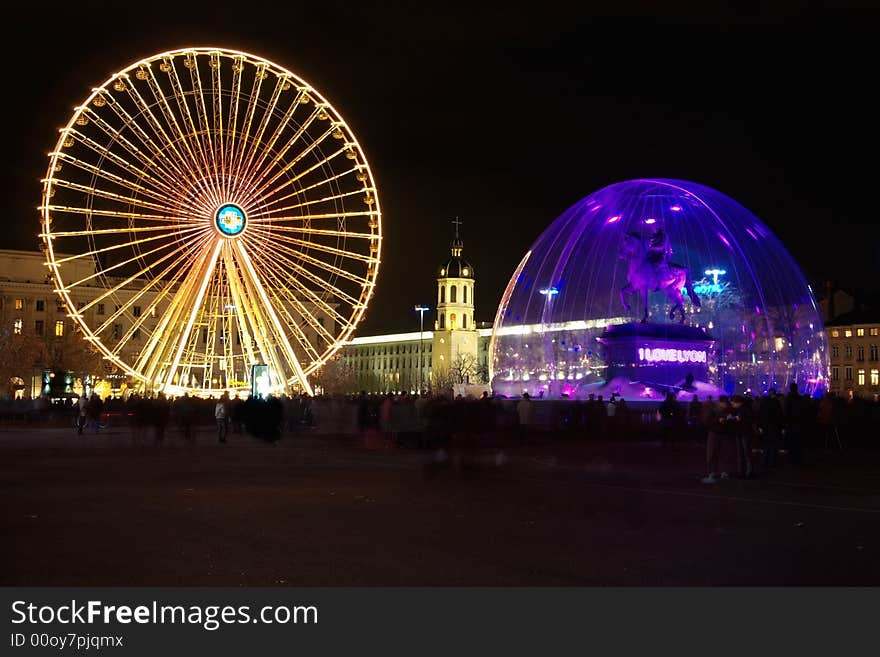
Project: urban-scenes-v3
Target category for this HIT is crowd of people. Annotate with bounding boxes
[0,386,877,460]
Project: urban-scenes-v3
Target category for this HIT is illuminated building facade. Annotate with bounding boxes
[826,311,880,399]
[340,223,489,394]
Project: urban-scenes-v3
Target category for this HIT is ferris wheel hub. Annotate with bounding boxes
[214,203,247,237]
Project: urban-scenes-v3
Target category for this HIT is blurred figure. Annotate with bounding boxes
[516,393,533,441]
[657,392,682,448]
[75,395,87,435]
[703,396,734,484]
[757,388,784,471]
[153,393,170,444]
[784,382,809,465]
[215,392,230,443]
[731,395,754,479]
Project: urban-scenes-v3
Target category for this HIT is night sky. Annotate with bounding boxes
[4,1,878,335]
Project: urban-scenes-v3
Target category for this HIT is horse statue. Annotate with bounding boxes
[618,230,700,323]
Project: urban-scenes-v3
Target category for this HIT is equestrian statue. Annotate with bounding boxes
[618,229,701,324]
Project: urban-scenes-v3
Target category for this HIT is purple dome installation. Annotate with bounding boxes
[490,179,828,399]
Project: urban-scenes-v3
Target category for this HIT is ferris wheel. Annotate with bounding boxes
[39,48,382,396]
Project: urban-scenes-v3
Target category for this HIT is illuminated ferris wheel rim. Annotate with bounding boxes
[40,46,383,395]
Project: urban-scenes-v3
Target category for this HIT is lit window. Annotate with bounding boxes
[858,369,865,386]
[54,320,64,337]
[871,369,879,386]
[14,299,23,310]
[831,330,839,337]
[845,330,852,337]
[463,268,469,276]
[857,328,865,337]
[871,328,879,337]
[13,319,22,334]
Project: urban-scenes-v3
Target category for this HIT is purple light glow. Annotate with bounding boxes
[490,178,828,398]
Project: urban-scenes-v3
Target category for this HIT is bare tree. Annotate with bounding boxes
[0,327,44,397]
[47,328,104,378]
[312,357,358,395]
[449,352,478,385]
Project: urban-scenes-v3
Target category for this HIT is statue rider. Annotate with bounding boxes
[646,229,672,267]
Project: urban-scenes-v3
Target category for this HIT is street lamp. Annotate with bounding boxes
[414,305,429,394]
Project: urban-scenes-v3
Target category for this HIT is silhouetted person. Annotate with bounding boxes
[785,383,809,465]
[757,388,784,471]
[658,392,682,447]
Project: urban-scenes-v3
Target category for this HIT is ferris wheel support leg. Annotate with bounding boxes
[233,242,313,396]
[163,240,224,392]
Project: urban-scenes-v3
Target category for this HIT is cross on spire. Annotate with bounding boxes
[452,216,463,240]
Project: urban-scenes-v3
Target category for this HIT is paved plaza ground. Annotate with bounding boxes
[2,424,879,586]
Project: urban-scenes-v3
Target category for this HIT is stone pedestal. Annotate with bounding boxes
[597,323,715,389]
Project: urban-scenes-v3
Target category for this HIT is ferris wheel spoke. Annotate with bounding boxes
[50,223,205,266]
[248,224,375,240]
[221,247,266,372]
[82,102,186,189]
[246,226,371,286]
[42,204,198,224]
[119,75,215,209]
[94,239,210,339]
[142,67,220,208]
[232,73,286,201]
[240,258,325,363]
[247,247,345,346]
[246,245,342,337]
[50,152,193,212]
[187,53,221,193]
[162,56,219,201]
[233,241,313,394]
[239,106,325,201]
[63,128,195,209]
[100,88,205,202]
[246,142,352,208]
[244,237,362,309]
[42,223,197,239]
[136,245,210,383]
[227,65,268,198]
[247,163,362,210]
[260,234,374,264]
[60,228,211,293]
[160,239,223,390]
[252,188,372,217]
[223,56,244,201]
[244,124,336,202]
[45,177,193,216]
[235,85,308,199]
